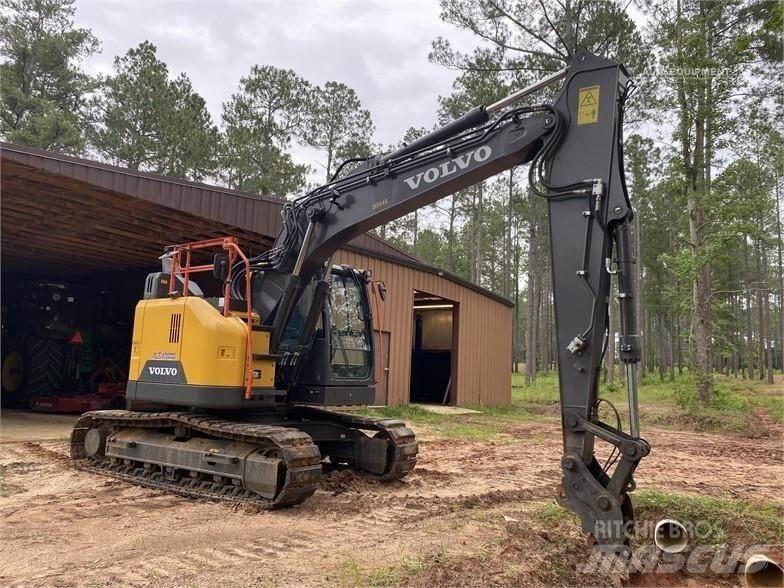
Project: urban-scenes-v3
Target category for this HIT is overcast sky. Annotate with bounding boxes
[74,0,480,175]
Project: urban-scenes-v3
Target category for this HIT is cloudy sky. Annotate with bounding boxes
[74,0,480,174]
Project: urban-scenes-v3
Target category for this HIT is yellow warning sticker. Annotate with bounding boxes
[577,85,600,125]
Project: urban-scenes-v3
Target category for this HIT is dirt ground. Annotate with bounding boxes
[0,409,782,587]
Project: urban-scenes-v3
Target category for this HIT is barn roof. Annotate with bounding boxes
[1,142,512,306]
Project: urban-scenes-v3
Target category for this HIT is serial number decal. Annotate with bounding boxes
[372,198,389,211]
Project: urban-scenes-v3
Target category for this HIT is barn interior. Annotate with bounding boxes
[409,290,456,405]
[1,147,271,409]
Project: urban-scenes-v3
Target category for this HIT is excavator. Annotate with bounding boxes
[70,50,647,554]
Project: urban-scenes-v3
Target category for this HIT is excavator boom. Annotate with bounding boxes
[249,50,647,550]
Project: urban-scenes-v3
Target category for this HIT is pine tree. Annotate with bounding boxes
[220,65,312,195]
[91,41,218,181]
[304,81,374,181]
[649,0,761,400]
[0,0,99,153]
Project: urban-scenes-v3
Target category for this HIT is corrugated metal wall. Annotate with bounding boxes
[335,249,513,407]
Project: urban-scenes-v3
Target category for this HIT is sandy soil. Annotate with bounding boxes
[0,413,781,587]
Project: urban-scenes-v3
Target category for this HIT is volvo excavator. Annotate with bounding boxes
[70,50,647,554]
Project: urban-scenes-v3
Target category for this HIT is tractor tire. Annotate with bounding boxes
[1,337,27,403]
[24,333,65,396]
[1,334,65,406]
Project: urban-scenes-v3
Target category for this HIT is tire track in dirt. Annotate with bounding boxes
[753,406,784,436]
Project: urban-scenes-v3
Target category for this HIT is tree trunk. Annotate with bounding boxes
[676,309,683,375]
[513,231,521,371]
[412,210,418,254]
[686,117,713,401]
[668,313,676,381]
[689,229,713,397]
[538,274,548,374]
[675,0,712,401]
[756,237,766,381]
[504,170,514,299]
[776,172,783,374]
[525,195,538,384]
[475,182,484,284]
[448,194,458,272]
[634,202,644,385]
[746,249,755,380]
[659,313,667,381]
[325,138,334,182]
[764,283,774,384]
[470,187,478,283]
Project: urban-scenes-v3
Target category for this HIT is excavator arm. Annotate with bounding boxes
[246,50,646,551]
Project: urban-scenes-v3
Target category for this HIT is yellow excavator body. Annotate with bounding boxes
[126,297,276,404]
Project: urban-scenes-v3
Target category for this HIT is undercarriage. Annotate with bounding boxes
[70,408,417,508]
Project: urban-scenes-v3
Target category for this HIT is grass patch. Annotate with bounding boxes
[530,491,783,550]
[533,501,576,526]
[512,371,765,435]
[753,394,784,423]
[722,376,784,424]
[338,559,403,587]
[360,395,541,442]
[435,422,501,441]
[645,376,760,434]
[361,371,778,440]
[633,489,784,545]
[511,372,560,409]
[336,549,448,587]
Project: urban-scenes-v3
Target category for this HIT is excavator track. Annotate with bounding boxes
[290,406,418,481]
[70,410,322,508]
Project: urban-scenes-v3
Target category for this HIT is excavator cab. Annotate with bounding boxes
[284,266,377,406]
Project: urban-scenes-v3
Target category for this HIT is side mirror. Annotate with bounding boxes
[213,253,229,281]
[376,281,387,302]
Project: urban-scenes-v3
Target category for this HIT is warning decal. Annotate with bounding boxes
[577,85,600,125]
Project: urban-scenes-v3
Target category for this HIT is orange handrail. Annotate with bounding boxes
[166,236,256,400]
[224,241,254,400]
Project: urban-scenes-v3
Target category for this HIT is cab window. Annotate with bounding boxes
[328,273,371,380]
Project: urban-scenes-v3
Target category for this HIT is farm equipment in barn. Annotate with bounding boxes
[1,281,129,409]
[30,357,127,413]
[71,50,646,554]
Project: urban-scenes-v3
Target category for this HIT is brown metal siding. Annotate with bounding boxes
[334,249,512,407]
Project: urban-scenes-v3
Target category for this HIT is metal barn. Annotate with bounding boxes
[1,142,512,408]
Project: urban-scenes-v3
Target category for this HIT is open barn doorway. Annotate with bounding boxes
[409,290,457,405]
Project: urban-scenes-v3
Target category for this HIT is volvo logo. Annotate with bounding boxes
[403,146,492,190]
[148,366,178,376]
